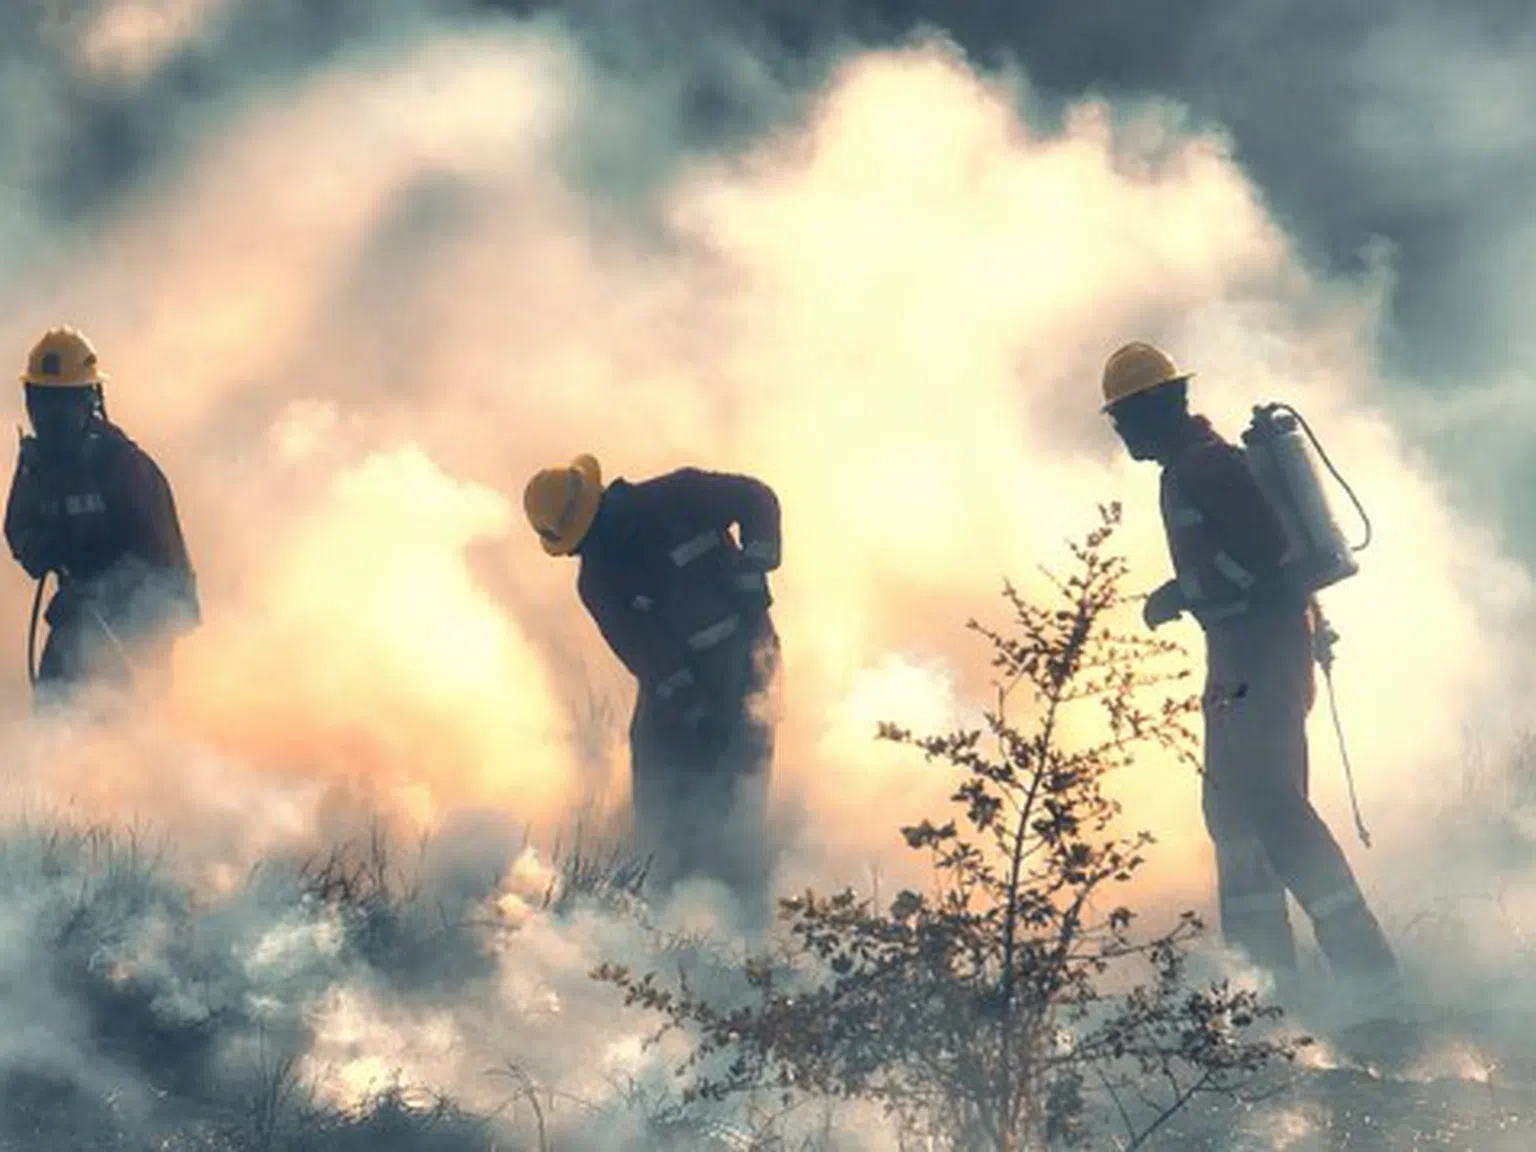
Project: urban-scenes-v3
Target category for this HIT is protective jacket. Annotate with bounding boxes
[576,467,781,727]
[4,419,199,685]
[1159,416,1297,626]
[576,466,782,898]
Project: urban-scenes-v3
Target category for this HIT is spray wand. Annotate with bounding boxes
[1312,607,1372,848]
[1251,403,1376,849]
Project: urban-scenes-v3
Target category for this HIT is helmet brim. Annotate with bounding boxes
[21,374,108,388]
[1101,372,1193,414]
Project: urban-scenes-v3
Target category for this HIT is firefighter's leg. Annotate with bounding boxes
[726,631,778,838]
[633,690,739,891]
[1222,676,1398,987]
[702,696,777,915]
[1203,688,1297,975]
[674,628,780,898]
[629,694,687,884]
[31,620,85,712]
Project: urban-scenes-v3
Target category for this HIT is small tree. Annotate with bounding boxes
[596,505,1306,1150]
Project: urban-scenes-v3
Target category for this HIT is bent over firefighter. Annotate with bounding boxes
[524,453,782,901]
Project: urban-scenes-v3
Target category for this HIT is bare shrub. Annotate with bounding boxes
[597,505,1308,1150]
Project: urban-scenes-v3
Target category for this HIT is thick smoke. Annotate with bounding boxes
[816,0,1536,561]
[0,0,1531,1146]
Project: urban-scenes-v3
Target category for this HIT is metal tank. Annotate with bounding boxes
[1239,403,1363,593]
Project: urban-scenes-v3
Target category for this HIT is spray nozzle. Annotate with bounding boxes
[1312,614,1340,673]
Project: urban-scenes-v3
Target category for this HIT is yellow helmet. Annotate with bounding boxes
[21,326,108,389]
[1100,341,1190,411]
[524,454,603,556]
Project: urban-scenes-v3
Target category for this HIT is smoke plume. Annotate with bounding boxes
[0,0,1531,1144]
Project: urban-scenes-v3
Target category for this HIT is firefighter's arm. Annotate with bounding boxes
[674,468,782,570]
[4,446,54,580]
[578,568,712,723]
[671,467,781,618]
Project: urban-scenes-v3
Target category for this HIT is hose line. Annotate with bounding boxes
[26,571,48,687]
[1269,402,1373,553]
[1266,403,1374,845]
[1322,660,1372,849]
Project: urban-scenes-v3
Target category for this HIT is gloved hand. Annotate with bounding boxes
[1142,579,1187,630]
[1310,615,1339,672]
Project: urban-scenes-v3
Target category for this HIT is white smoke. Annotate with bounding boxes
[0,2,1529,1147]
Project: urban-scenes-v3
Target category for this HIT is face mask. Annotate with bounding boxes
[1108,385,1187,461]
[1113,418,1163,461]
[25,387,95,449]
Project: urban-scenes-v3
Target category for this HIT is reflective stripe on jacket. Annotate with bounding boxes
[576,467,781,707]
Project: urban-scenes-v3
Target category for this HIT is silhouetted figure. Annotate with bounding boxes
[1102,341,1397,1011]
[524,454,781,909]
[4,327,199,706]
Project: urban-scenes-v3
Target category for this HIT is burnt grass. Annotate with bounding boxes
[0,819,1531,1150]
[0,821,649,1152]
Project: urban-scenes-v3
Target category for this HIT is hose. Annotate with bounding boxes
[1312,610,1372,848]
[1321,661,1372,849]
[25,570,48,686]
[1267,402,1373,553]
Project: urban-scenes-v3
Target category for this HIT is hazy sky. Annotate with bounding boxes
[10,0,1536,551]
[0,0,1529,908]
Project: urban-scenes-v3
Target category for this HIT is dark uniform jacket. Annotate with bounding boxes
[576,467,781,726]
[1159,415,1314,706]
[1159,416,1294,625]
[4,419,199,643]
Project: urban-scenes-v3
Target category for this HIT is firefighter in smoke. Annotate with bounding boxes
[1101,341,1398,1000]
[523,454,782,895]
[4,327,199,703]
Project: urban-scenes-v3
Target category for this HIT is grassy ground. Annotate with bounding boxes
[0,819,669,1151]
[0,739,1531,1152]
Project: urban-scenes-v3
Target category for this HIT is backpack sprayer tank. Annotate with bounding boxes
[1239,403,1368,594]
[1240,401,1377,847]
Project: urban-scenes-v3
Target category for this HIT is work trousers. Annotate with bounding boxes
[33,604,164,713]
[629,620,780,905]
[1200,608,1396,986]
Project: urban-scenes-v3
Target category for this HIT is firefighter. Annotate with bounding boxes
[1101,341,1397,1001]
[524,453,782,899]
[4,327,199,704]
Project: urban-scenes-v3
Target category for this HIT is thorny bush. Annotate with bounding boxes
[595,505,1308,1151]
